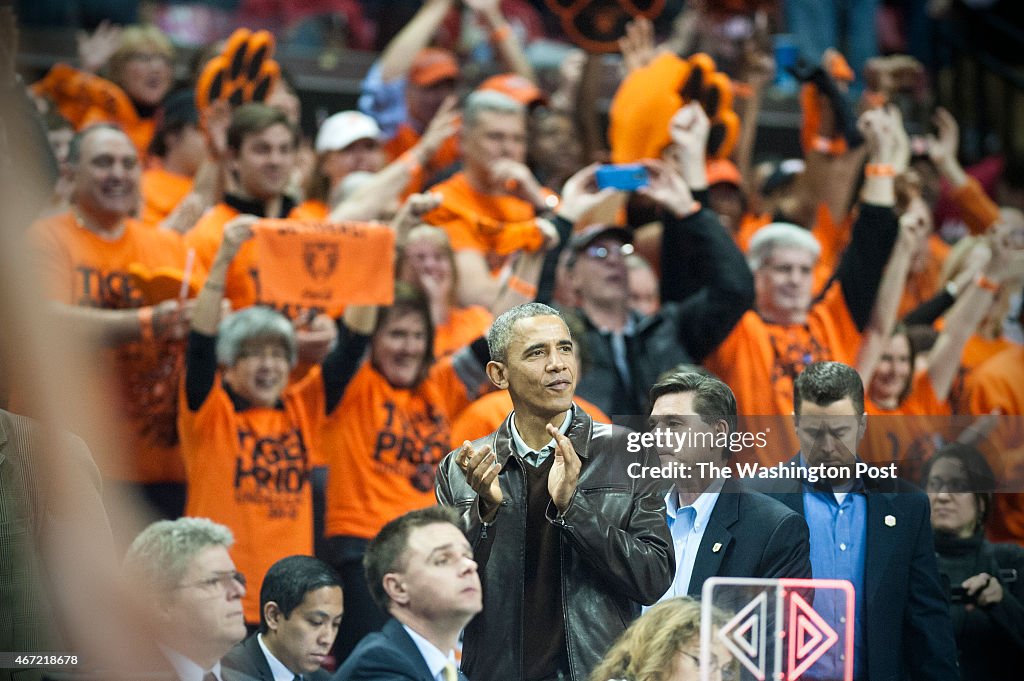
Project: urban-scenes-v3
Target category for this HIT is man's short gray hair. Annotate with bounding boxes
[463,90,524,129]
[488,302,566,364]
[747,223,821,271]
[216,306,297,367]
[67,123,130,165]
[123,517,234,593]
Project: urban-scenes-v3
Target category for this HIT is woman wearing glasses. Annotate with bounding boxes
[922,443,1024,680]
[590,597,735,681]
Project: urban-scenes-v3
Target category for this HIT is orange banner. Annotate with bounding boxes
[254,220,395,309]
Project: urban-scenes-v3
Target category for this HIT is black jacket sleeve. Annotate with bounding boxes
[902,289,956,326]
[536,214,574,305]
[660,207,755,361]
[322,321,372,415]
[834,203,899,331]
[185,331,218,411]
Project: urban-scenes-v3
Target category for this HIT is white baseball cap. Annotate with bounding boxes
[315,110,382,153]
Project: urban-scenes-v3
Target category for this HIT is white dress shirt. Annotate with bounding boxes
[258,633,302,681]
[404,625,458,681]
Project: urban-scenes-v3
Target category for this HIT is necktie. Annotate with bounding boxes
[202,673,218,681]
[442,663,458,681]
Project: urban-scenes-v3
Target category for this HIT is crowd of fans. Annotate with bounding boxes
[2,1,1024,680]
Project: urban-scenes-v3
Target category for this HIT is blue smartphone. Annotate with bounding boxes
[595,164,649,191]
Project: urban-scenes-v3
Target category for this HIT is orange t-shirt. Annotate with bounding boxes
[704,282,861,464]
[810,203,853,293]
[140,164,193,227]
[179,369,325,623]
[965,345,1024,544]
[290,199,330,221]
[951,334,1014,412]
[423,172,546,258]
[449,390,610,448]
[27,211,191,482]
[434,306,492,359]
[383,123,461,194]
[322,360,473,540]
[863,371,953,482]
[897,235,950,319]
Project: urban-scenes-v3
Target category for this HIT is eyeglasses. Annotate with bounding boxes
[176,571,246,593]
[925,477,972,494]
[582,243,634,260]
[680,651,737,681]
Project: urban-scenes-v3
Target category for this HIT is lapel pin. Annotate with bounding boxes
[885,515,896,527]
[712,542,723,553]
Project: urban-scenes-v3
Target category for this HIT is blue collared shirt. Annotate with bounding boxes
[650,479,724,608]
[799,457,867,681]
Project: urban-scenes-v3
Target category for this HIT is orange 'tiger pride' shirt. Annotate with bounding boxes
[27,211,191,483]
[323,360,473,540]
[179,370,325,624]
[704,283,861,463]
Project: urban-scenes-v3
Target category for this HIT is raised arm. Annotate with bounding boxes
[856,196,930,384]
[734,13,774,192]
[835,106,905,331]
[484,216,561,316]
[797,51,871,225]
[926,219,1024,402]
[331,98,459,221]
[642,160,755,361]
[928,107,1000,234]
[466,0,535,82]
[535,163,619,303]
[378,0,456,82]
[185,215,255,410]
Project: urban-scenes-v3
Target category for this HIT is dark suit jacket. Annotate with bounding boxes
[752,457,958,681]
[684,477,812,597]
[331,619,466,681]
[222,633,331,681]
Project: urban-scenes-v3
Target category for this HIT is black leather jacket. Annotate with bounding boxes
[435,409,674,681]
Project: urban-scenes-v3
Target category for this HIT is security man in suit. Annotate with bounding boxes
[332,506,479,681]
[646,369,811,603]
[223,555,343,681]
